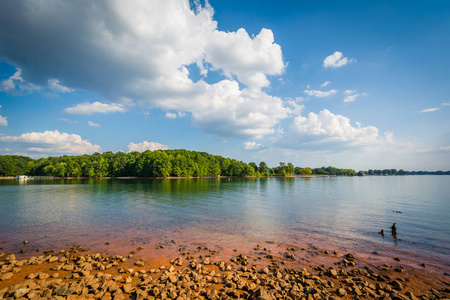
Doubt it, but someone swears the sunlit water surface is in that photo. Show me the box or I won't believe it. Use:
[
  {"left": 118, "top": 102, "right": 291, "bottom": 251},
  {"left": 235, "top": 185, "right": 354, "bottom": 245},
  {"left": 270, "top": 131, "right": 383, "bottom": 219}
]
[{"left": 0, "top": 176, "right": 449, "bottom": 268}]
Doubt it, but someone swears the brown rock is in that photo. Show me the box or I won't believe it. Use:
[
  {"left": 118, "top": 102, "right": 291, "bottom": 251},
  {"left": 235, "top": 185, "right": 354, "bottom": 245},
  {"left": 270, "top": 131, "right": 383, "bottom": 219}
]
[
  {"left": 122, "top": 283, "right": 132, "bottom": 294},
  {"left": 338, "top": 288, "right": 347, "bottom": 296},
  {"left": 0, "top": 272, "right": 13, "bottom": 281}
]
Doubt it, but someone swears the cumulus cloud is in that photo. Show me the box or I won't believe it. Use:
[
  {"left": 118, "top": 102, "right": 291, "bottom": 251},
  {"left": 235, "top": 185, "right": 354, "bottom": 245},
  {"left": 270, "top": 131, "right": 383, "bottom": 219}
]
[
  {"left": 0, "top": 0, "right": 289, "bottom": 140},
  {"left": 65, "top": 102, "right": 126, "bottom": 115},
  {"left": 343, "top": 90, "right": 367, "bottom": 103},
  {"left": 323, "top": 51, "right": 355, "bottom": 68},
  {"left": 0, "top": 130, "right": 101, "bottom": 154},
  {"left": 321, "top": 81, "right": 331, "bottom": 87},
  {"left": 243, "top": 141, "right": 263, "bottom": 150},
  {"left": 48, "top": 79, "right": 74, "bottom": 93},
  {"left": 418, "top": 107, "right": 439, "bottom": 113},
  {"left": 88, "top": 121, "right": 101, "bottom": 127},
  {"left": 188, "top": 80, "right": 301, "bottom": 139},
  {"left": 286, "top": 109, "right": 391, "bottom": 149},
  {"left": 128, "top": 141, "right": 169, "bottom": 152},
  {"left": 304, "top": 89, "right": 338, "bottom": 98},
  {"left": 0, "top": 105, "right": 6, "bottom": 126},
  {"left": 204, "top": 28, "right": 285, "bottom": 89}
]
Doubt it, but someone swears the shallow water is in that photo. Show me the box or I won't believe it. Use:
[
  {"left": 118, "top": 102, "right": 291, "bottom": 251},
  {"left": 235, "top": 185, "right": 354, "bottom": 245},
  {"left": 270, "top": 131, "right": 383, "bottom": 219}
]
[{"left": 0, "top": 176, "right": 449, "bottom": 268}]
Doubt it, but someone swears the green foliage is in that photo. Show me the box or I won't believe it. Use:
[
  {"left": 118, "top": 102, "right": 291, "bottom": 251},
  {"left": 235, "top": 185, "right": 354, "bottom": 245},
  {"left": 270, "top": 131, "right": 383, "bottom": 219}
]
[
  {"left": 0, "top": 149, "right": 255, "bottom": 178},
  {"left": 0, "top": 155, "right": 33, "bottom": 176}
]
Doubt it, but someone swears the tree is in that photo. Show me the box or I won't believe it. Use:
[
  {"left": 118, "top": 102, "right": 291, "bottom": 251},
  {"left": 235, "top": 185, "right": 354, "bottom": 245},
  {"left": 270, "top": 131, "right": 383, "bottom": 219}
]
[
  {"left": 287, "top": 163, "right": 295, "bottom": 175},
  {"left": 299, "top": 168, "right": 312, "bottom": 175},
  {"left": 259, "top": 161, "right": 268, "bottom": 174},
  {"left": 249, "top": 162, "right": 258, "bottom": 173}
]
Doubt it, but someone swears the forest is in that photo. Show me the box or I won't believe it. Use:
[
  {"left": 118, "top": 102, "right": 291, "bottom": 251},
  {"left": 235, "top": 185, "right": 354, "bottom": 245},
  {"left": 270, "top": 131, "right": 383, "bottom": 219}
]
[{"left": 0, "top": 150, "right": 359, "bottom": 178}]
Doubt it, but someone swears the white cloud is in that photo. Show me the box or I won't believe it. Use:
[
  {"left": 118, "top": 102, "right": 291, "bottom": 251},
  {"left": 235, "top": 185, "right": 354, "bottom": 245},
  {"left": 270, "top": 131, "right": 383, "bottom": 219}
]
[
  {"left": 88, "top": 121, "right": 101, "bottom": 127},
  {"left": 323, "top": 51, "right": 355, "bottom": 68},
  {"left": 287, "top": 109, "right": 391, "bottom": 148},
  {"left": 304, "top": 89, "right": 338, "bottom": 98},
  {"left": 441, "top": 102, "right": 450, "bottom": 107},
  {"left": 343, "top": 90, "right": 367, "bottom": 103},
  {"left": 187, "top": 80, "right": 301, "bottom": 139},
  {"left": 418, "top": 107, "right": 439, "bottom": 113},
  {"left": 204, "top": 28, "right": 285, "bottom": 89},
  {"left": 0, "top": 105, "right": 6, "bottom": 126},
  {"left": 48, "top": 79, "right": 74, "bottom": 93},
  {"left": 165, "top": 112, "right": 177, "bottom": 119},
  {"left": 128, "top": 141, "right": 169, "bottom": 152},
  {"left": 0, "top": 68, "right": 40, "bottom": 94},
  {"left": 321, "top": 81, "right": 331, "bottom": 87},
  {"left": 65, "top": 102, "right": 126, "bottom": 115},
  {"left": 0, "top": 130, "right": 101, "bottom": 154},
  {"left": 344, "top": 89, "right": 356, "bottom": 95},
  {"left": 243, "top": 141, "right": 263, "bottom": 150},
  {"left": 0, "top": 0, "right": 290, "bottom": 140},
  {"left": 0, "top": 147, "right": 12, "bottom": 151}
]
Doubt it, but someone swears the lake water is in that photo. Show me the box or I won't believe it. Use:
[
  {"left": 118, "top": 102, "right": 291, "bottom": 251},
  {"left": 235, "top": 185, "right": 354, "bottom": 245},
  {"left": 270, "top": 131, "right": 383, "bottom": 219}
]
[{"left": 0, "top": 176, "right": 449, "bottom": 270}]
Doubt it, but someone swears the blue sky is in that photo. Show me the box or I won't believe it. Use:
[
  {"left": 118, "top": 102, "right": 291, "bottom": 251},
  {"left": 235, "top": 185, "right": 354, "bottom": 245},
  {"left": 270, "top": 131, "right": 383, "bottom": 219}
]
[{"left": 0, "top": 0, "right": 449, "bottom": 171}]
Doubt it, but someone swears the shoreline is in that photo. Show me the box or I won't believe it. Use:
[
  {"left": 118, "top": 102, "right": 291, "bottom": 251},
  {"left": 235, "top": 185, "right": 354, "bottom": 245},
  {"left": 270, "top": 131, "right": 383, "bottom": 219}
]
[
  {"left": 1, "top": 240, "right": 449, "bottom": 300},
  {"left": 0, "top": 175, "right": 335, "bottom": 180}
]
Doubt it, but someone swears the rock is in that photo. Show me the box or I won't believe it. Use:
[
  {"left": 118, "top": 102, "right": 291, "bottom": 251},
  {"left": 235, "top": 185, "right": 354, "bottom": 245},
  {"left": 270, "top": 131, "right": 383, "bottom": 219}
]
[
  {"left": 262, "top": 267, "right": 269, "bottom": 274},
  {"left": 14, "top": 287, "right": 30, "bottom": 298},
  {"left": 23, "top": 241, "right": 29, "bottom": 245},
  {"left": 255, "top": 287, "right": 273, "bottom": 300},
  {"left": 390, "top": 280, "right": 403, "bottom": 290},
  {"left": 38, "top": 272, "right": 49, "bottom": 279},
  {"left": 405, "top": 291, "right": 418, "bottom": 300},
  {"left": 56, "top": 287, "right": 73, "bottom": 296},
  {"left": 5, "top": 254, "right": 16, "bottom": 261},
  {"left": 0, "top": 272, "right": 13, "bottom": 281},
  {"left": 338, "top": 288, "right": 347, "bottom": 296},
  {"left": 122, "top": 283, "right": 132, "bottom": 294},
  {"left": 327, "top": 268, "right": 338, "bottom": 277},
  {"left": 135, "top": 261, "right": 145, "bottom": 267}
]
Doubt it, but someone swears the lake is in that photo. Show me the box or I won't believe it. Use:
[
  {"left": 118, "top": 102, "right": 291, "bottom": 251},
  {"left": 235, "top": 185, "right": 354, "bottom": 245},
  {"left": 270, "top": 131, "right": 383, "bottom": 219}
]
[{"left": 0, "top": 176, "right": 449, "bottom": 270}]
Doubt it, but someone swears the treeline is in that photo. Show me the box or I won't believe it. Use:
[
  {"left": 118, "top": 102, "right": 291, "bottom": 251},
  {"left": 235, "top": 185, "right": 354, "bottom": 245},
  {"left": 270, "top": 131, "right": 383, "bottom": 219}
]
[
  {"left": 250, "top": 162, "right": 356, "bottom": 176},
  {"left": 363, "top": 169, "right": 408, "bottom": 176},
  {"left": 1, "top": 152, "right": 448, "bottom": 178},
  {"left": 406, "top": 170, "right": 450, "bottom": 175},
  {"left": 0, "top": 150, "right": 256, "bottom": 177},
  {"left": 0, "top": 152, "right": 357, "bottom": 178}
]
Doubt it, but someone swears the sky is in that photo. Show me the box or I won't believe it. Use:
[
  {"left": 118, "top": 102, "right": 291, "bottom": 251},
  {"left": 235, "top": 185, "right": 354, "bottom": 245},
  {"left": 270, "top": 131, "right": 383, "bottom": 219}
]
[{"left": 0, "top": 0, "right": 449, "bottom": 171}]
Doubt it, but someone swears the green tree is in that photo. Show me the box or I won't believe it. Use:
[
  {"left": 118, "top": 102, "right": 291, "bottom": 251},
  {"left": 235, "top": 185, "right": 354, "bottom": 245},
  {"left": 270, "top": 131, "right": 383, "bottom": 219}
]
[{"left": 259, "top": 161, "right": 268, "bottom": 174}]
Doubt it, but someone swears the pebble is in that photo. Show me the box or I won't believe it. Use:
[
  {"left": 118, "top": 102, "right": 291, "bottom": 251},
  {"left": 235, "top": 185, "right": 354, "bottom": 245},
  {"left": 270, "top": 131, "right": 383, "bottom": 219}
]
[{"left": 0, "top": 245, "right": 447, "bottom": 300}]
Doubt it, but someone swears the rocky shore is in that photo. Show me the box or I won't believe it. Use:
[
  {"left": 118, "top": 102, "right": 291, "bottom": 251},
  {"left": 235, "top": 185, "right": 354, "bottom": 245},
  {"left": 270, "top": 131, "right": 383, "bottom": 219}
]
[{"left": 1, "top": 242, "right": 449, "bottom": 300}]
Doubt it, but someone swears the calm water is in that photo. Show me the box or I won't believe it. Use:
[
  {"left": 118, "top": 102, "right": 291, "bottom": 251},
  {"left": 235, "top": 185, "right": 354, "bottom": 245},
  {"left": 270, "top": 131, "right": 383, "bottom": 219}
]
[{"left": 0, "top": 176, "right": 449, "bottom": 267}]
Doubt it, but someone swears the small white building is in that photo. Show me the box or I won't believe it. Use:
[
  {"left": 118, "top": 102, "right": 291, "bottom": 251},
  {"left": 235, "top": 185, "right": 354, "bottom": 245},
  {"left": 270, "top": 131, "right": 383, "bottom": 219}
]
[{"left": 15, "top": 175, "right": 28, "bottom": 180}]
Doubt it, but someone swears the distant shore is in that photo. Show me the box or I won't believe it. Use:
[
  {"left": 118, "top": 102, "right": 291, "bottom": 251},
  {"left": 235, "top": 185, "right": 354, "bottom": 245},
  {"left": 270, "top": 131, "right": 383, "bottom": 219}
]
[{"left": 0, "top": 175, "right": 333, "bottom": 180}]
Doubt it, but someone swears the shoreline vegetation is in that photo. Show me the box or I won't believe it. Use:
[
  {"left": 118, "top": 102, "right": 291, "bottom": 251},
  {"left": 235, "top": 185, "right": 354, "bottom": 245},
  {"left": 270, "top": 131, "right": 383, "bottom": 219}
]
[
  {"left": 1, "top": 151, "right": 449, "bottom": 178},
  {"left": 1, "top": 240, "right": 449, "bottom": 300}
]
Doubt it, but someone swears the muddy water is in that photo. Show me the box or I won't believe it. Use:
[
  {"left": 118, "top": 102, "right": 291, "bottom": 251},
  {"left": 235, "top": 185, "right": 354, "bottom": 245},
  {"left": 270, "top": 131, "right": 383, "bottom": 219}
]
[{"left": 0, "top": 176, "right": 449, "bottom": 273}]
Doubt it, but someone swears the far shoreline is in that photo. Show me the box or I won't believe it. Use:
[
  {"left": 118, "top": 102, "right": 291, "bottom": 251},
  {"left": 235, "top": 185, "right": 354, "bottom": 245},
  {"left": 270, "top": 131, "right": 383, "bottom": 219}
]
[{"left": 0, "top": 175, "right": 335, "bottom": 180}]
